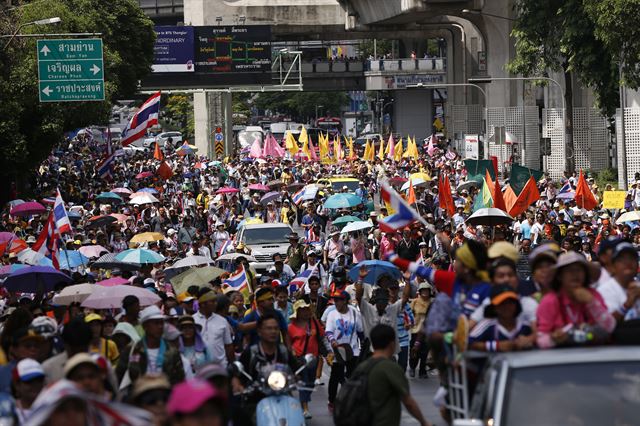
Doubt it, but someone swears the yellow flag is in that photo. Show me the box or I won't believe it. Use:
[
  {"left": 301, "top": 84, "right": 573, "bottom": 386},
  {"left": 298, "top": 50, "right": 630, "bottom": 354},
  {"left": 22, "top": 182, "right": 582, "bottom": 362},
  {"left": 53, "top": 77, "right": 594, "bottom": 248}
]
[
  {"left": 319, "top": 133, "right": 329, "bottom": 160},
  {"left": 363, "top": 139, "right": 371, "bottom": 161},
  {"left": 377, "top": 137, "right": 385, "bottom": 160},
  {"left": 394, "top": 137, "right": 404, "bottom": 161},
  {"left": 348, "top": 137, "right": 355, "bottom": 160},
  {"left": 403, "top": 136, "right": 412, "bottom": 158},
  {"left": 300, "top": 127, "right": 311, "bottom": 158},
  {"left": 285, "top": 131, "right": 299, "bottom": 156},
  {"left": 333, "top": 136, "right": 342, "bottom": 161}
]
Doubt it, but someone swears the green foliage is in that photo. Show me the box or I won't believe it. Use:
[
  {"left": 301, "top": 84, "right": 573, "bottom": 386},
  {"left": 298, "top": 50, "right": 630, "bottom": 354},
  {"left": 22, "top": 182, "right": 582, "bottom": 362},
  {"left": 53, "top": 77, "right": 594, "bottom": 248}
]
[
  {"left": 162, "top": 94, "right": 194, "bottom": 138},
  {"left": 0, "top": 0, "right": 155, "bottom": 187},
  {"left": 253, "top": 92, "right": 349, "bottom": 122},
  {"left": 508, "top": 0, "right": 619, "bottom": 117},
  {"left": 357, "top": 39, "right": 392, "bottom": 59},
  {"left": 593, "top": 167, "right": 619, "bottom": 190}
]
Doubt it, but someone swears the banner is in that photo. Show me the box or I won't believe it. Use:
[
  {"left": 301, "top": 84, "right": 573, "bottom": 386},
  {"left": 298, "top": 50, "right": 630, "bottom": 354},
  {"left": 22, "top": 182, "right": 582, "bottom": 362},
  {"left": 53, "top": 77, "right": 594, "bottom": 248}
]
[
  {"left": 510, "top": 164, "right": 544, "bottom": 196},
  {"left": 152, "top": 26, "right": 195, "bottom": 72},
  {"left": 603, "top": 191, "right": 625, "bottom": 209},
  {"left": 464, "top": 159, "right": 495, "bottom": 183}
]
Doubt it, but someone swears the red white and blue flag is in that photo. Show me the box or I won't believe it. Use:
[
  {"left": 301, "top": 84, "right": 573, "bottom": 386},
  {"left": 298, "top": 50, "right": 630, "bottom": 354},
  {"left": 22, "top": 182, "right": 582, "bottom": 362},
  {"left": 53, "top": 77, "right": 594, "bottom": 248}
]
[
  {"left": 53, "top": 189, "right": 72, "bottom": 234},
  {"left": 218, "top": 239, "right": 233, "bottom": 256},
  {"left": 290, "top": 264, "right": 318, "bottom": 293},
  {"left": 121, "top": 92, "right": 161, "bottom": 147},
  {"left": 222, "top": 266, "right": 250, "bottom": 298},
  {"left": 97, "top": 131, "right": 115, "bottom": 180},
  {"left": 32, "top": 212, "right": 60, "bottom": 270},
  {"left": 292, "top": 186, "right": 319, "bottom": 205},
  {"left": 378, "top": 180, "right": 426, "bottom": 233}
]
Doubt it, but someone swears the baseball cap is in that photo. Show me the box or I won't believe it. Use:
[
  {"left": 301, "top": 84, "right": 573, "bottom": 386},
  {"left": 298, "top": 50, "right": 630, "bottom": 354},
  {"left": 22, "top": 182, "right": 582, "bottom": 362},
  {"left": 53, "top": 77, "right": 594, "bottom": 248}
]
[
  {"left": 63, "top": 353, "right": 99, "bottom": 378},
  {"left": 13, "top": 358, "right": 45, "bottom": 382},
  {"left": 167, "top": 379, "right": 226, "bottom": 416},
  {"left": 139, "top": 305, "right": 166, "bottom": 324},
  {"left": 330, "top": 290, "right": 350, "bottom": 300},
  {"left": 196, "top": 363, "right": 229, "bottom": 380},
  {"left": 131, "top": 374, "right": 171, "bottom": 401},
  {"left": 612, "top": 242, "right": 638, "bottom": 261},
  {"left": 84, "top": 313, "right": 103, "bottom": 323}
]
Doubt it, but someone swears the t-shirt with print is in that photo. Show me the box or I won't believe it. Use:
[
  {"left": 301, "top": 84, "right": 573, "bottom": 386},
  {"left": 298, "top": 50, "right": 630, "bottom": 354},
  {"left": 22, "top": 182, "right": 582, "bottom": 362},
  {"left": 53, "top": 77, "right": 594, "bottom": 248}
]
[{"left": 324, "top": 306, "right": 363, "bottom": 356}]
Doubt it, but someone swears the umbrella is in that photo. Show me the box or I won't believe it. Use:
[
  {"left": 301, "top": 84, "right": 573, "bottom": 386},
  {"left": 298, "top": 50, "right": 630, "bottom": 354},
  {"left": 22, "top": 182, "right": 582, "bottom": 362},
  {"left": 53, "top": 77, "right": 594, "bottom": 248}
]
[
  {"left": 267, "top": 180, "right": 284, "bottom": 188},
  {"left": 216, "top": 187, "right": 240, "bottom": 195},
  {"left": 17, "top": 249, "right": 52, "bottom": 267},
  {"left": 389, "top": 177, "right": 407, "bottom": 187},
  {"left": 135, "top": 171, "right": 153, "bottom": 179},
  {"left": 341, "top": 221, "right": 373, "bottom": 234},
  {"left": 86, "top": 215, "right": 117, "bottom": 229},
  {"left": 97, "top": 277, "right": 129, "bottom": 286},
  {"left": 10, "top": 201, "right": 46, "bottom": 217},
  {"left": 110, "top": 213, "right": 129, "bottom": 223},
  {"left": 58, "top": 250, "right": 89, "bottom": 269},
  {"left": 332, "top": 215, "right": 361, "bottom": 227},
  {"left": 95, "top": 192, "right": 123, "bottom": 204},
  {"left": 0, "top": 232, "right": 16, "bottom": 244},
  {"left": 115, "top": 248, "right": 165, "bottom": 265},
  {"left": 237, "top": 218, "right": 263, "bottom": 227},
  {"left": 401, "top": 178, "right": 427, "bottom": 192},
  {"left": 457, "top": 180, "right": 480, "bottom": 193},
  {"left": 8, "top": 199, "right": 25, "bottom": 208},
  {"left": 287, "top": 182, "right": 305, "bottom": 192},
  {"left": 248, "top": 184, "right": 270, "bottom": 192},
  {"left": 138, "top": 187, "right": 159, "bottom": 194},
  {"left": 324, "top": 193, "right": 362, "bottom": 209},
  {"left": 3, "top": 266, "right": 72, "bottom": 293},
  {"left": 410, "top": 172, "right": 431, "bottom": 181},
  {"left": 130, "top": 232, "right": 164, "bottom": 244},
  {"left": 51, "top": 283, "right": 96, "bottom": 305},
  {"left": 260, "top": 191, "right": 281, "bottom": 205},
  {"left": 67, "top": 210, "right": 82, "bottom": 220},
  {"left": 91, "top": 253, "right": 139, "bottom": 271},
  {"left": 171, "top": 256, "right": 214, "bottom": 269},
  {"left": 216, "top": 253, "right": 256, "bottom": 262},
  {"left": 82, "top": 285, "right": 161, "bottom": 309},
  {"left": 466, "top": 208, "right": 514, "bottom": 227},
  {"left": 170, "top": 266, "right": 226, "bottom": 295},
  {"left": 129, "top": 194, "right": 159, "bottom": 204},
  {"left": 347, "top": 260, "right": 402, "bottom": 285},
  {"left": 0, "top": 263, "right": 28, "bottom": 278},
  {"left": 111, "top": 187, "right": 132, "bottom": 196},
  {"left": 78, "top": 245, "right": 110, "bottom": 258},
  {"left": 616, "top": 211, "right": 640, "bottom": 224}
]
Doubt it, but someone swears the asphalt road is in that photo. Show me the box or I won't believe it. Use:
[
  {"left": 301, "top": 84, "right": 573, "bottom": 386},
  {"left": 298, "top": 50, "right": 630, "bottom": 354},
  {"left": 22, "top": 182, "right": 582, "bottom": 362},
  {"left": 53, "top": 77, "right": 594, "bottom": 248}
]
[{"left": 306, "top": 366, "right": 444, "bottom": 425}]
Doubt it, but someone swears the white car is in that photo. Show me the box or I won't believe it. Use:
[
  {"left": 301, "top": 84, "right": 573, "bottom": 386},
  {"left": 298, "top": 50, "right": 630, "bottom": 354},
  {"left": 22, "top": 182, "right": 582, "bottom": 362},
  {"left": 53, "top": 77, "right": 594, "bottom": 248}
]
[
  {"left": 142, "top": 132, "right": 183, "bottom": 149},
  {"left": 235, "top": 223, "right": 293, "bottom": 274}
]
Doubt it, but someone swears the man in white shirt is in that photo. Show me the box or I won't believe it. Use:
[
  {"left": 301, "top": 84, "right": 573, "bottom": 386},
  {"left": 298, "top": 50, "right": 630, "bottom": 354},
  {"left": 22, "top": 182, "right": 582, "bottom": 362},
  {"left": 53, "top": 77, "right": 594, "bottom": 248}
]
[
  {"left": 530, "top": 215, "right": 545, "bottom": 246},
  {"left": 193, "top": 290, "right": 234, "bottom": 366},
  {"left": 597, "top": 242, "right": 640, "bottom": 322}
]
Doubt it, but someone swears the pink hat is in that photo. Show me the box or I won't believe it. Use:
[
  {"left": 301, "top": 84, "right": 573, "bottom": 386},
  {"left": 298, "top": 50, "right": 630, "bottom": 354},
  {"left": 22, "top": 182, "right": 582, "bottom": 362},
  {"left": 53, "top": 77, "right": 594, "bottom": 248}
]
[{"left": 167, "top": 379, "right": 225, "bottom": 415}]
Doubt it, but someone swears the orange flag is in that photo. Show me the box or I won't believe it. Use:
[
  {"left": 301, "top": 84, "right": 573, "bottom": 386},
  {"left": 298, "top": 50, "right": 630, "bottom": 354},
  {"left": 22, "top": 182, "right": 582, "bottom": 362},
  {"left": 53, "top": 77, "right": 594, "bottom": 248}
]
[
  {"left": 509, "top": 176, "right": 540, "bottom": 217},
  {"left": 486, "top": 170, "right": 507, "bottom": 212},
  {"left": 407, "top": 178, "right": 417, "bottom": 205},
  {"left": 153, "top": 142, "right": 164, "bottom": 161},
  {"left": 575, "top": 170, "right": 598, "bottom": 211},
  {"left": 157, "top": 161, "right": 173, "bottom": 180},
  {"left": 438, "top": 175, "right": 455, "bottom": 217},
  {"left": 503, "top": 185, "right": 518, "bottom": 212}
]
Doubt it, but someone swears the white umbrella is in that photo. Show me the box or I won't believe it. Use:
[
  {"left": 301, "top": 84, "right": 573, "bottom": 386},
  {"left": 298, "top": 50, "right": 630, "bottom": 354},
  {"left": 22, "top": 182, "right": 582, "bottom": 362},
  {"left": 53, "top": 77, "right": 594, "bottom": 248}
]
[
  {"left": 466, "top": 208, "right": 514, "bottom": 227},
  {"left": 52, "top": 283, "right": 95, "bottom": 305},
  {"left": 616, "top": 211, "right": 640, "bottom": 224},
  {"left": 216, "top": 253, "right": 257, "bottom": 262},
  {"left": 170, "top": 255, "right": 214, "bottom": 269},
  {"left": 81, "top": 285, "right": 161, "bottom": 309},
  {"left": 401, "top": 178, "right": 427, "bottom": 192},
  {"left": 129, "top": 194, "right": 159, "bottom": 205},
  {"left": 457, "top": 180, "right": 480, "bottom": 193},
  {"left": 341, "top": 220, "right": 373, "bottom": 234}
]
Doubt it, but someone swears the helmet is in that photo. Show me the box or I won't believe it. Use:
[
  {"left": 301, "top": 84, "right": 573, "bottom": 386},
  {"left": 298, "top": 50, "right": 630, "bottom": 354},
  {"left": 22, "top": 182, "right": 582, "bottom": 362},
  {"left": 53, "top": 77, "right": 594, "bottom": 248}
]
[{"left": 29, "top": 316, "right": 58, "bottom": 339}]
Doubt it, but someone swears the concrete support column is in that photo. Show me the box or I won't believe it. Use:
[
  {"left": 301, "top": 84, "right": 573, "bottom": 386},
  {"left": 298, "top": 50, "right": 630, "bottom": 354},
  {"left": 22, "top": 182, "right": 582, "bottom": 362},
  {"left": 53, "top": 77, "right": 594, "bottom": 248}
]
[
  {"left": 222, "top": 91, "right": 234, "bottom": 157},
  {"left": 193, "top": 92, "right": 210, "bottom": 158}
]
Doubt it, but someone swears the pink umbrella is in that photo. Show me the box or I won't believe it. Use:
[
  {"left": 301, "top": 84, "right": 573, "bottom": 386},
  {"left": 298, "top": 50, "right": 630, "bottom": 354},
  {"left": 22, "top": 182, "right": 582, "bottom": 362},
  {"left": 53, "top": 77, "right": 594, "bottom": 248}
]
[
  {"left": 136, "top": 171, "right": 153, "bottom": 179},
  {"left": 248, "top": 184, "right": 270, "bottom": 192},
  {"left": 112, "top": 187, "right": 132, "bottom": 196},
  {"left": 78, "top": 245, "right": 110, "bottom": 258},
  {"left": 10, "top": 201, "right": 46, "bottom": 217},
  {"left": 81, "top": 284, "right": 160, "bottom": 309},
  {"left": 216, "top": 187, "right": 240, "bottom": 194},
  {"left": 97, "top": 277, "right": 128, "bottom": 286},
  {"left": 109, "top": 213, "right": 129, "bottom": 223}
]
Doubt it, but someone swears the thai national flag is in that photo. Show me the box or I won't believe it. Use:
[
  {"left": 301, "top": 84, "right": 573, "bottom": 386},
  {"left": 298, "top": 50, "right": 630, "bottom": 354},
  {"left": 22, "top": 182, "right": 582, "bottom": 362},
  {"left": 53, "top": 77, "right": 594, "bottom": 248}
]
[
  {"left": 558, "top": 182, "right": 572, "bottom": 195},
  {"left": 292, "top": 188, "right": 305, "bottom": 205},
  {"left": 218, "top": 239, "right": 233, "bottom": 256},
  {"left": 290, "top": 265, "right": 318, "bottom": 294},
  {"left": 32, "top": 212, "right": 60, "bottom": 270},
  {"left": 121, "top": 92, "right": 161, "bottom": 147},
  {"left": 53, "top": 189, "right": 72, "bottom": 234},
  {"left": 378, "top": 180, "right": 426, "bottom": 233},
  {"left": 97, "top": 132, "right": 115, "bottom": 180},
  {"left": 222, "top": 266, "right": 249, "bottom": 295},
  {"left": 292, "top": 186, "right": 318, "bottom": 205}
]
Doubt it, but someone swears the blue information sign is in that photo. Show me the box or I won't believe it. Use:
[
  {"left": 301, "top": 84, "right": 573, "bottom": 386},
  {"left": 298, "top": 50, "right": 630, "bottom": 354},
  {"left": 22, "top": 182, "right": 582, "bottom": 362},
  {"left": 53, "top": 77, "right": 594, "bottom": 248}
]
[{"left": 152, "top": 26, "right": 195, "bottom": 73}]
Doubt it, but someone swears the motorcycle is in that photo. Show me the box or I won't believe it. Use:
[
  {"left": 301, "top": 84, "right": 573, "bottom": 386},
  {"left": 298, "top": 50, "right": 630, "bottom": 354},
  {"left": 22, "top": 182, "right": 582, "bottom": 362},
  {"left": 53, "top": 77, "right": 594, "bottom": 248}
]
[{"left": 234, "top": 354, "right": 315, "bottom": 426}]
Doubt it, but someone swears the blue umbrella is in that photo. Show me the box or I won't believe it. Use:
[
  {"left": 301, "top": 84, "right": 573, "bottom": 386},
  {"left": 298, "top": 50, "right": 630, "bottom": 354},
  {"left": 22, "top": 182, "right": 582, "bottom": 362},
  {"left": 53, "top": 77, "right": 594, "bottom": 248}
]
[
  {"left": 95, "top": 192, "right": 123, "bottom": 204},
  {"left": 68, "top": 210, "right": 82, "bottom": 220},
  {"left": 3, "top": 266, "right": 72, "bottom": 293},
  {"left": 115, "top": 248, "right": 165, "bottom": 265},
  {"left": 324, "top": 193, "right": 362, "bottom": 209},
  {"left": 58, "top": 250, "right": 90, "bottom": 269},
  {"left": 138, "top": 188, "right": 159, "bottom": 194},
  {"left": 348, "top": 260, "right": 402, "bottom": 285}
]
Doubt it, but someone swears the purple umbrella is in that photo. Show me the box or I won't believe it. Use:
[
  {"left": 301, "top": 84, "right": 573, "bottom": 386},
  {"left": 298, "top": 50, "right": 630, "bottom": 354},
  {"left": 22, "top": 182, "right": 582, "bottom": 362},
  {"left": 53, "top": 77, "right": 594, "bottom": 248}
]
[
  {"left": 10, "top": 201, "right": 46, "bottom": 217},
  {"left": 260, "top": 191, "right": 281, "bottom": 205},
  {"left": 0, "top": 232, "right": 16, "bottom": 244},
  {"left": 248, "top": 184, "right": 270, "bottom": 192},
  {"left": 3, "top": 266, "right": 72, "bottom": 293},
  {"left": 0, "top": 263, "right": 28, "bottom": 278}
]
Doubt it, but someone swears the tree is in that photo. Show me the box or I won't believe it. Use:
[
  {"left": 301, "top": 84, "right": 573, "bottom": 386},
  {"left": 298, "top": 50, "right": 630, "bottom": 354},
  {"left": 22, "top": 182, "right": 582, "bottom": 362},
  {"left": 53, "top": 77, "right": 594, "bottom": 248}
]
[
  {"left": 253, "top": 92, "right": 349, "bottom": 123},
  {"left": 0, "top": 0, "right": 155, "bottom": 199},
  {"left": 508, "top": 0, "right": 618, "bottom": 173},
  {"left": 162, "top": 94, "right": 194, "bottom": 138}
]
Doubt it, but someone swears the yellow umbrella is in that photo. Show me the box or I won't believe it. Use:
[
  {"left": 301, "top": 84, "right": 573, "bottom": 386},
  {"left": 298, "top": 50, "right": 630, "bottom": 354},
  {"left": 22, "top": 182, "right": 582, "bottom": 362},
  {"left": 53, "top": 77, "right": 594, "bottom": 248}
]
[
  {"left": 410, "top": 172, "right": 432, "bottom": 181},
  {"left": 130, "top": 232, "right": 164, "bottom": 244},
  {"left": 171, "top": 266, "right": 227, "bottom": 294}
]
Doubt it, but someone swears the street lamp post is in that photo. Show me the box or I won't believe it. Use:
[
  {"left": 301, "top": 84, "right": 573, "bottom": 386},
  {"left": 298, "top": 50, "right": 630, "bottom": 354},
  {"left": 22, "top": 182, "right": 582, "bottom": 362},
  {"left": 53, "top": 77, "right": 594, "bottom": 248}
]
[
  {"left": 407, "top": 82, "right": 489, "bottom": 161},
  {"left": 469, "top": 76, "right": 567, "bottom": 174},
  {"left": 315, "top": 105, "right": 324, "bottom": 124},
  {"left": 2, "top": 17, "right": 61, "bottom": 49}
]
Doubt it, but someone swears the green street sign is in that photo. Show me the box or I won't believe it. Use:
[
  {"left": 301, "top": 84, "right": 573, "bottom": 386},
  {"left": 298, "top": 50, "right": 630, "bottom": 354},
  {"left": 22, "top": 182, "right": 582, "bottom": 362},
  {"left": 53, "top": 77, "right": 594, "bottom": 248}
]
[{"left": 37, "top": 38, "right": 105, "bottom": 102}]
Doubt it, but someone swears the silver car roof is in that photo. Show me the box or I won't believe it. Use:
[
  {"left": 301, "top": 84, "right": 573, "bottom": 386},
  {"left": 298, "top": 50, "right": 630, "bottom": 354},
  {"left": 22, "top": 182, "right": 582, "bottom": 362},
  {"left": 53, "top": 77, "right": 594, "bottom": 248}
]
[{"left": 495, "top": 347, "right": 640, "bottom": 369}]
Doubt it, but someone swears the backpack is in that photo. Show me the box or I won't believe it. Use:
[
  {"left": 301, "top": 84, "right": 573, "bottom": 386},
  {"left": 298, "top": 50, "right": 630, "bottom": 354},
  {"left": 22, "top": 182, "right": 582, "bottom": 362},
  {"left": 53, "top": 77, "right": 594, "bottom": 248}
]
[{"left": 333, "top": 357, "right": 384, "bottom": 426}]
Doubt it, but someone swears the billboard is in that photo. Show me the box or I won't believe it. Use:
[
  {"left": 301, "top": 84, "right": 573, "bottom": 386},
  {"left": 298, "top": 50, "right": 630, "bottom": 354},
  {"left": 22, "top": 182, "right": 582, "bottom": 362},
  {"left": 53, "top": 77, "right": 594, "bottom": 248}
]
[
  {"left": 152, "top": 26, "right": 195, "bottom": 73},
  {"left": 194, "top": 26, "right": 271, "bottom": 73}
]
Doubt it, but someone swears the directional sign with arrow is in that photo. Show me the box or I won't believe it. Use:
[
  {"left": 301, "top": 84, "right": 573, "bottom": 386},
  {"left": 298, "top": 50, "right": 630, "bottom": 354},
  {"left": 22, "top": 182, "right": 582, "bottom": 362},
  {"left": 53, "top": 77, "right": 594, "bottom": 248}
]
[{"left": 37, "top": 38, "right": 104, "bottom": 102}]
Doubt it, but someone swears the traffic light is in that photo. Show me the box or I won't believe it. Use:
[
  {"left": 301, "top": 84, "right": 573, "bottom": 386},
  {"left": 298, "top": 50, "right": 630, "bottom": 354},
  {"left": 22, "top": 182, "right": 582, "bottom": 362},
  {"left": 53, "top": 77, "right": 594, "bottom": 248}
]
[{"left": 215, "top": 127, "right": 222, "bottom": 134}]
